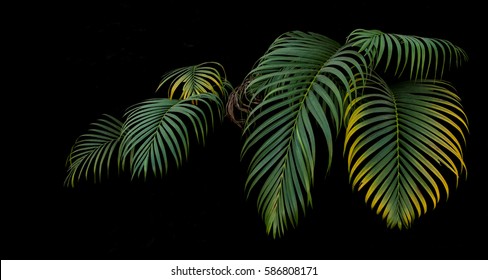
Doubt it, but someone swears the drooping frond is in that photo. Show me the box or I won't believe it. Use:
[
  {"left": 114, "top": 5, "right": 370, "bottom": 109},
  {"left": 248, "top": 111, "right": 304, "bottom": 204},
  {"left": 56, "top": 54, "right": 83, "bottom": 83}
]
[
  {"left": 346, "top": 29, "right": 468, "bottom": 80},
  {"left": 241, "top": 31, "right": 367, "bottom": 237},
  {"left": 65, "top": 114, "right": 124, "bottom": 187},
  {"left": 119, "top": 93, "right": 224, "bottom": 180},
  {"left": 344, "top": 74, "right": 468, "bottom": 229},
  {"left": 156, "top": 61, "right": 232, "bottom": 100},
  {"left": 65, "top": 63, "right": 229, "bottom": 186}
]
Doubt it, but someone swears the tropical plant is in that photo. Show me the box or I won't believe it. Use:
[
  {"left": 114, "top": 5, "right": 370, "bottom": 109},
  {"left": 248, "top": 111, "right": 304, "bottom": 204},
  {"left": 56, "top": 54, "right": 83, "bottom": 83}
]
[{"left": 65, "top": 29, "right": 469, "bottom": 238}]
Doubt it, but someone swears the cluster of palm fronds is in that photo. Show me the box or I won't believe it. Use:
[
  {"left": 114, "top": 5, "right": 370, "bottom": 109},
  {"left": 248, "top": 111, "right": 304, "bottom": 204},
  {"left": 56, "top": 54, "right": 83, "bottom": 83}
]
[
  {"left": 66, "top": 29, "right": 469, "bottom": 237},
  {"left": 65, "top": 62, "right": 231, "bottom": 186}
]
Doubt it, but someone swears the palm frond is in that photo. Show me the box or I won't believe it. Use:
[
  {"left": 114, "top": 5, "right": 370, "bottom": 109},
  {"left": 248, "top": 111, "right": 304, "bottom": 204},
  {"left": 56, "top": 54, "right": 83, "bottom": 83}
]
[
  {"left": 66, "top": 63, "right": 229, "bottom": 186},
  {"left": 156, "top": 61, "right": 232, "bottom": 100},
  {"left": 346, "top": 29, "right": 468, "bottom": 80},
  {"left": 65, "top": 114, "right": 124, "bottom": 187},
  {"left": 241, "top": 31, "right": 367, "bottom": 237},
  {"left": 344, "top": 74, "right": 468, "bottom": 229},
  {"left": 119, "top": 93, "right": 224, "bottom": 180}
]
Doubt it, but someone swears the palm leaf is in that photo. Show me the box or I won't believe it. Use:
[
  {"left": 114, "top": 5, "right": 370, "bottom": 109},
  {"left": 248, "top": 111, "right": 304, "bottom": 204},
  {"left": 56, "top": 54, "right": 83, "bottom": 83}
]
[
  {"left": 65, "top": 63, "right": 229, "bottom": 186},
  {"left": 241, "top": 31, "right": 367, "bottom": 237},
  {"left": 119, "top": 93, "right": 224, "bottom": 180},
  {"left": 156, "top": 61, "right": 232, "bottom": 100},
  {"left": 344, "top": 74, "right": 468, "bottom": 229},
  {"left": 346, "top": 29, "right": 468, "bottom": 80},
  {"left": 65, "top": 114, "right": 124, "bottom": 187}
]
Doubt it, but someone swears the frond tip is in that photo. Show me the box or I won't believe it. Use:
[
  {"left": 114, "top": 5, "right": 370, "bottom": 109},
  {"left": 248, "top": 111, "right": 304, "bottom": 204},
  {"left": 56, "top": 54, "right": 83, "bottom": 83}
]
[{"left": 64, "top": 114, "right": 124, "bottom": 187}]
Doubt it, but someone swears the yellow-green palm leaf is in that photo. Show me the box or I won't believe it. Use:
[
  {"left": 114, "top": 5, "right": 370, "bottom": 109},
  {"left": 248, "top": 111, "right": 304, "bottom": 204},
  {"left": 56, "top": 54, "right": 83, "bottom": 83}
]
[
  {"left": 242, "top": 31, "right": 367, "bottom": 237},
  {"left": 344, "top": 74, "right": 468, "bottom": 229},
  {"left": 156, "top": 62, "right": 231, "bottom": 100}
]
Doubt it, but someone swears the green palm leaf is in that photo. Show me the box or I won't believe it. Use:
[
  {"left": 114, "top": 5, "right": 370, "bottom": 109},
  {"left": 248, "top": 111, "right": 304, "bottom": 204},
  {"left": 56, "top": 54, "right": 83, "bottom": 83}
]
[
  {"left": 120, "top": 93, "right": 224, "bottom": 180},
  {"left": 156, "top": 61, "right": 232, "bottom": 100},
  {"left": 65, "top": 114, "right": 124, "bottom": 187},
  {"left": 242, "top": 31, "right": 367, "bottom": 237},
  {"left": 344, "top": 74, "right": 468, "bottom": 229},
  {"left": 66, "top": 63, "right": 229, "bottom": 186},
  {"left": 346, "top": 29, "right": 468, "bottom": 80}
]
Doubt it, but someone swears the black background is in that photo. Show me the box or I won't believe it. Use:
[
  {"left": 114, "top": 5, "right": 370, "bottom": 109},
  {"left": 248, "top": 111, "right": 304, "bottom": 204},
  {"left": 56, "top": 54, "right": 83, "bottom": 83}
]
[{"left": 4, "top": 1, "right": 487, "bottom": 260}]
